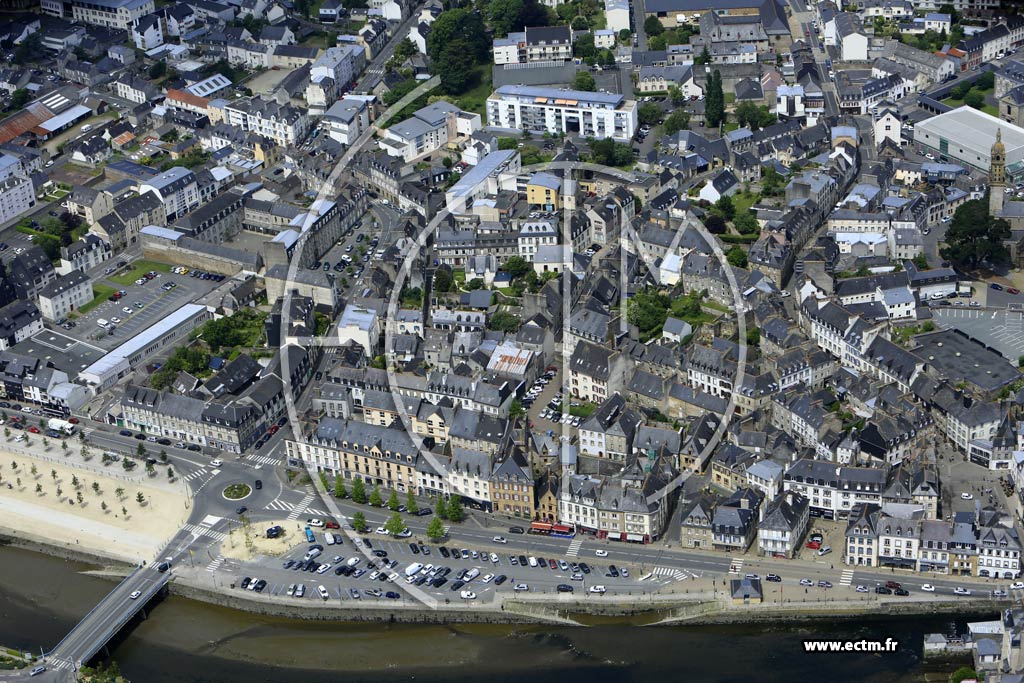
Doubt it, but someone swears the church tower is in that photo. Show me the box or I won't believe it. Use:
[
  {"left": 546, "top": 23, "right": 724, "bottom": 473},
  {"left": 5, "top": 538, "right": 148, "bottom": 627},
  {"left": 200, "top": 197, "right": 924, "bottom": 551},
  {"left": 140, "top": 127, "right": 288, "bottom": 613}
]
[{"left": 990, "top": 127, "right": 1006, "bottom": 217}]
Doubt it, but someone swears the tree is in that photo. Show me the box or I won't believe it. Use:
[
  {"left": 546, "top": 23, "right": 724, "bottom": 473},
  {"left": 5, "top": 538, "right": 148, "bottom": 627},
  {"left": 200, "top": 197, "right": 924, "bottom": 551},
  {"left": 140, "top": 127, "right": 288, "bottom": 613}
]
[
  {"left": 101, "top": 501, "right": 108, "bottom": 513},
  {"left": 574, "top": 32, "right": 597, "bottom": 63},
  {"left": 352, "top": 511, "right": 368, "bottom": 532},
  {"left": 940, "top": 198, "right": 1011, "bottom": 268},
  {"left": 136, "top": 442, "right": 146, "bottom": 458},
  {"left": 35, "top": 483, "right": 42, "bottom": 494},
  {"left": 333, "top": 475, "right": 347, "bottom": 498},
  {"left": 51, "top": 469, "right": 57, "bottom": 481},
  {"left": 427, "top": 8, "right": 488, "bottom": 62},
  {"left": 369, "top": 485, "right": 383, "bottom": 507},
  {"left": 71, "top": 474, "right": 79, "bottom": 489},
  {"left": 733, "top": 210, "right": 759, "bottom": 235},
  {"left": 435, "top": 39, "right": 479, "bottom": 95},
  {"left": 638, "top": 102, "right": 662, "bottom": 125},
  {"left": 643, "top": 16, "right": 665, "bottom": 36},
  {"left": 694, "top": 45, "right": 711, "bottom": 65},
  {"left": 508, "top": 399, "right": 526, "bottom": 421},
  {"left": 405, "top": 489, "right": 418, "bottom": 514},
  {"left": 977, "top": 71, "right": 995, "bottom": 91},
  {"left": 761, "top": 165, "right": 784, "bottom": 196},
  {"left": 434, "top": 268, "right": 453, "bottom": 293},
  {"left": 589, "top": 138, "right": 633, "bottom": 167},
  {"left": 148, "top": 60, "right": 167, "bottom": 80},
  {"left": 76, "top": 491, "right": 84, "bottom": 505},
  {"left": 618, "top": 29, "right": 632, "bottom": 43},
  {"left": 503, "top": 255, "right": 530, "bottom": 279},
  {"left": 159, "top": 450, "right": 168, "bottom": 462},
  {"left": 715, "top": 194, "right": 735, "bottom": 220},
  {"left": 30, "top": 464, "right": 37, "bottom": 478},
  {"left": 10, "top": 89, "right": 29, "bottom": 109},
  {"left": 61, "top": 441, "right": 67, "bottom": 455},
  {"left": 668, "top": 84, "right": 685, "bottom": 106},
  {"left": 427, "top": 516, "right": 446, "bottom": 542},
  {"left": 384, "top": 511, "right": 408, "bottom": 536},
  {"left": 167, "top": 467, "right": 174, "bottom": 479},
  {"left": 489, "top": 0, "right": 524, "bottom": 36},
  {"left": 705, "top": 70, "right": 725, "bottom": 128},
  {"left": 735, "top": 101, "right": 775, "bottom": 130},
  {"left": 136, "top": 492, "right": 145, "bottom": 505},
  {"left": 2, "top": 428, "right": 7, "bottom": 440},
  {"left": 351, "top": 477, "right": 367, "bottom": 504},
  {"left": 487, "top": 311, "right": 521, "bottom": 333},
  {"left": 436, "top": 496, "right": 449, "bottom": 520},
  {"left": 122, "top": 506, "right": 127, "bottom": 517},
  {"left": 573, "top": 70, "right": 596, "bottom": 92},
  {"left": 950, "top": 668, "right": 979, "bottom": 683},
  {"left": 447, "top": 497, "right": 465, "bottom": 522},
  {"left": 92, "top": 481, "right": 100, "bottom": 495},
  {"left": 392, "top": 37, "right": 417, "bottom": 63},
  {"left": 705, "top": 214, "right": 726, "bottom": 234},
  {"left": 726, "top": 245, "right": 748, "bottom": 268},
  {"left": 964, "top": 90, "right": 985, "bottom": 110},
  {"left": 387, "top": 489, "right": 400, "bottom": 511}
]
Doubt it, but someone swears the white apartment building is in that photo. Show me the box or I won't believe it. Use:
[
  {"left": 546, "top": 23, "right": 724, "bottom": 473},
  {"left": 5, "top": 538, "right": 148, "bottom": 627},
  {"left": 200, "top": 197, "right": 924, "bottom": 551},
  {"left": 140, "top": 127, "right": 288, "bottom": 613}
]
[
  {"left": 379, "top": 101, "right": 481, "bottom": 162},
  {"left": 41, "top": 0, "right": 155, "bottom": 29},
  {"left": 36, "top": 271, "right": 93, "bottom": 322},
  {"left": 321, "top": 96, "right": 371, "bottom": 145},
  {"left": 223, "top": 97, "right": 310, "bottom": 147},
  {"left": 486, "top": 85, "right": 637, "bottom": 142},
  {"left": 0, "top": 154, "right": 34, "bottom": 224},
  {"left": 139, "top": 167, "right": 200, "bottom": 222},
  {"left": 517, "top": 221, "right": 558, "bottom": 260}
]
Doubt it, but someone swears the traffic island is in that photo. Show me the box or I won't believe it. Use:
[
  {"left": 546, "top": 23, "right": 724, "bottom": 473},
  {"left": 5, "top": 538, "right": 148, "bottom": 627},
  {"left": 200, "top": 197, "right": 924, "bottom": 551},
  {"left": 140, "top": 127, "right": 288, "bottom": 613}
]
[{"left": 222, "top": 483, "right": 252, "bottom": 501}]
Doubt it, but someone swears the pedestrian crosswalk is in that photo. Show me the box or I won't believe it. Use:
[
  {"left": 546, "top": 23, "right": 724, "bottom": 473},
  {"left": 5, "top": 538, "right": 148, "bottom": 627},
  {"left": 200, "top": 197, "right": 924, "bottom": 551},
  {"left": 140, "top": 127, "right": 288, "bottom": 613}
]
[
  {"left": 839, "top": 569, "right": 855, "bottom": 586},
  {"left": 566, "top": 538, "right": 583, "bottom": 557},
  {"left": 206, "top": 554, "right": 225, "bottom": 572},
  {"left": 184, "top": 468, "right": 207, "bottom": 481},
  {"left": 183, "top": 523, "right": 227, "bottom": 542},
  {"left": 286, "top": 492, "right": 315, "bottom": 520},
  {"left": 48, "top": 657, "right": 75, "bottom": 671},
  {"left": 653, "top": 566, "right": 689, "bottom": 581},
  {"left": 267, "top": 497, "right": 329, "bottom": 518},
  {"left": 246, "top": 454, "right": 279, "bottom": 468},
  {"left": 728, "top": 558, "right": 744, "bottom": 575}
]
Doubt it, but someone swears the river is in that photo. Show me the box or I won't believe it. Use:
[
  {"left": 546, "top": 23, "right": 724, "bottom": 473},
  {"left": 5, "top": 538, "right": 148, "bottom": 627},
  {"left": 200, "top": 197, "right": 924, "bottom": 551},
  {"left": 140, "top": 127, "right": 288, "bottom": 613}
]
[{"left": 0, "top": 545, "right": 971, "bottom": 682}]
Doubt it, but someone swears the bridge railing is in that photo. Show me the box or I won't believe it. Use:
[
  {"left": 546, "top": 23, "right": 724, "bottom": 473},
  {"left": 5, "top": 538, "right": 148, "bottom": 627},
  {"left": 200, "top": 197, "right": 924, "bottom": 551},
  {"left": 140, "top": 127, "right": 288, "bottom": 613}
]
[{"left": 45, "top": 564, "right": 144, "bottom": 658}]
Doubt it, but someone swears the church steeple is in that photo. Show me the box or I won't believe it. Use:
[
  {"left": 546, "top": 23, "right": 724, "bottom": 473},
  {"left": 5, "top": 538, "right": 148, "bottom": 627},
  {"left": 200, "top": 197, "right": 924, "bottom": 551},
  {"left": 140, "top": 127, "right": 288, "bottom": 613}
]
[{"left": 991, "top": 127, "right": 1006, "bottom": 216}]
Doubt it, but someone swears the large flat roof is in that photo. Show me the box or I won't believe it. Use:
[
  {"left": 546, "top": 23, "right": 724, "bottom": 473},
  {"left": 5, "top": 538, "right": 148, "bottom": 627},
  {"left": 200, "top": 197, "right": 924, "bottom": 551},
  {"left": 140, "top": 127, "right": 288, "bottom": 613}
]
[
  {"left": 493, "top": 84, "right": 625, "bottom": 107},
  {"left": 915, "top": 106, "right": 1024, "bottom": 156},
  {"left": 80, "top": 304, "right": 207, "bottom": 380},
  {"left": 913, "top": 328, "right": 1021, "bottom": 392},
  {"left": 447, "top": 149, "right": 516, "bottom": 198}
]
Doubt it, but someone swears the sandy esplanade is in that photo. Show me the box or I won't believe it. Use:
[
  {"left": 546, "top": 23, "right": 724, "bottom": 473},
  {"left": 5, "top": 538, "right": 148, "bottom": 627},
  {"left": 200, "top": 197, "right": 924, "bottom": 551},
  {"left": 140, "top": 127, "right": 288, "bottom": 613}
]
[
  {"left": 219, "top": 518, "right": 304, "bottom": 562},
  {"left": 0, "top": 450, "right": 189, "bottom": 563}
]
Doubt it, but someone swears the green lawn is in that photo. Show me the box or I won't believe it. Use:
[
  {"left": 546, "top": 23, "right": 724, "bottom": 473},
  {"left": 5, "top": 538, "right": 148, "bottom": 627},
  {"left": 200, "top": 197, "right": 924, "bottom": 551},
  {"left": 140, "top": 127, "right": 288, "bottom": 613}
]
[
  {"left": 732, "top": 191, "right": 759, "bottom": 214},
  {"left": 79, "top": 284, "right": 116, "bottom": 315},
  {"left": 724, "top": 93, "right": 736, "bottom": 104},
  {"left": 109, "top": 259, "right": 172, "bottom": 286},
  {"left": 455, "top": 65, "right": 493, "bottom": 116}
]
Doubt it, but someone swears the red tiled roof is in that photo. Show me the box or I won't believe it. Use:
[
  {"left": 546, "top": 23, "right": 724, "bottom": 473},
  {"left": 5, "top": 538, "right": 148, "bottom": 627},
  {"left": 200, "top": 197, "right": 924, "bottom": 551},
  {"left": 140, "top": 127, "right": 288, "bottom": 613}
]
[{"left": 166, "top": 88, "right": 210, "bottom": 110}]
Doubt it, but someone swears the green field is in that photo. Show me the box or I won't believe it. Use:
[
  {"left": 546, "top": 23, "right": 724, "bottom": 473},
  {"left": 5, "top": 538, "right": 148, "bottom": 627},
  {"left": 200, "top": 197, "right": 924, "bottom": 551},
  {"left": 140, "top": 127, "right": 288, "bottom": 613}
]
[
  {"left": 109, "top": 260, "right": 172, "bottom": 286},
  {"left": 455, "top": 66, "right": 493, "bottom": 116},
  {"left": 79, "top": 284, "right": 116, "bottom": 315}
]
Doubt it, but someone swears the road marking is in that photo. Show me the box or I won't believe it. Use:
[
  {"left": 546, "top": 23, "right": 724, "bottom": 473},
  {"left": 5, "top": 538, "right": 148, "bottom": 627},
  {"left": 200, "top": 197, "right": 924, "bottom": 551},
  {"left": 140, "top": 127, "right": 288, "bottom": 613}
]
[
  {"left": 200, "top": 514, "right": 222, "bottom": 527},
  {"left": 184, "top": 468, "right": 207, "bottom": 481},
  {"left": 652, "top": 566, "right": 689, "bottom": 581},
  {"left": 839, "top": 569, "right": 855, "bottom": 586},
  {"left": 287, "top": 492, "right": 315, "bottom": 521},
  {"left": 566, "top": 538, "right": 583, "bottom": 557},
  {"left": 728, "top": 558, "right": 744, "bottom": 575},
  {"left": 246, "top": 454, "right": 279, "bottom": 468},
  {"left": 206, "top": 554, "right": 224, "bottom": 572},
  {"left": 183, "top": 523, "right": 227, "bottom": 541}
]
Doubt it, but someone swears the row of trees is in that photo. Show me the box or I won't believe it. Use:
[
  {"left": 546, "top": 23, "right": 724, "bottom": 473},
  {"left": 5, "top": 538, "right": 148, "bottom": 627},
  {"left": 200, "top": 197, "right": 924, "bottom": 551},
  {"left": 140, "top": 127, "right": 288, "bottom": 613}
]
[{"left": 427, "top": 9, "right": 489, "bottom": 95}]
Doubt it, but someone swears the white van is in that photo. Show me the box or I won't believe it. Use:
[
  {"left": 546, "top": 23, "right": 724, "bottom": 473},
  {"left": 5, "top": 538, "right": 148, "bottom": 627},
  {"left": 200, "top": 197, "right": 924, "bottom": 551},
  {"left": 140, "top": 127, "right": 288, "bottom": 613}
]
[
  {"left": 346, "top": 556, "right": 361, "bottom": 567},
  {"left": 527, "top": 556, "right": 538, "bottom": 567},
  {"left": 97, "top": 319, "right": 109, "bottom": 327},
  {"left": 304, "top": 547, "right": 322, "bottom": 561},
  {"left": 404, "top": 562, "right": 424, "bottom": 577},
  {"left": 464, "top": 568, "right": 480, "bottom": 582},
  {"left": 325, "top": 533, "right": 335, "bottom": 546},
  {"left": 80, "top": 124, "right": 92, "bottom": 132}
]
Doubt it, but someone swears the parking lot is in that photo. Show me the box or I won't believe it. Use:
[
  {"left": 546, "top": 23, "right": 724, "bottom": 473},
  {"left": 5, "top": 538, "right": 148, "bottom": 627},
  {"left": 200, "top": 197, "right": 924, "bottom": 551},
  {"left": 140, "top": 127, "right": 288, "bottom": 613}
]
[
  {"left": 233, "top": 529, "right": 654, "bottom": 605},
  {"left": 66, "top": 263, "right": 224, "bottom": 350},
  {"left": 932, "top": 308, "right": 1024, "bottom": 362}
]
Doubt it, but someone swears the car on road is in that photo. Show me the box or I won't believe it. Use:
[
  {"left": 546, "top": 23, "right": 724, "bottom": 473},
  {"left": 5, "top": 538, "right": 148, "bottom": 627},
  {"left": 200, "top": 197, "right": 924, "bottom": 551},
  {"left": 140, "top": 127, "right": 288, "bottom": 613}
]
[
  {"left": 921, "top": 584, "right": 935, "bottom": 592},
  {"left": 492, "top": 535, "right": 507, "bottom": 544},
  {"left": 855, "top": 585, "right": 869, "bottom": 593},
  {"left": 1011, "top": 582, "right": 1024, "bottom": 590},
  {"left": 595, "top": 549, "right": 608, "bottom": 557},
  {"left": 307, "top": 518, "right": 324, "bottom": 527},
  {"left": 187, "top": 444, "right": 201, "bottom": 452},
  {"left": 991, "top": 283, "right": 1005, "bottom": 291},
  {"left": 894, "top": 588, "right": 910, "bottom": 596},
  {"left": 129, "top": 590, "right": 142, "bottom": 599},
  {"left": 954, "top": 587, "right": 972, "bottom": 596},
  {"left": 588, "top": 585, "right": 607, "bottom": 594},
  {"left": 210, "top": 459, "right": 223, "bottom": 467},
  {"left": 818, "top": 580, "right": 832, "bottom": 588},
  {"left": 993, "top": 590, "right": 1009, "bottom": 598},
  {"left": 1011, "top": 288, "right": 1022, "bottom": 295},
  {"left": 799, "top": 579, "right": 814, "bottom": 587},
  {"left": 766, "top": 574, "right": 782, "bottom": 582},
  {"left": 508, "top": 526, "right": 525, "bottom": 534},
  {"left": 29, "top": 665, "right": 46, "bottom": 676},
  {"left": 556, "top": 584, "right": 573, "bottom": 593},
  {"left": 875, "top": 586, "right": 892, "bottom": 594},
  {"left": 961, "top": 492, "right": 974, "bottom": 500},
  {"left": 513, "top": 583, "right": 529, "bottom": 592},
  {"left": 460, "top": 590, "right": 477, "bottom": 600}
]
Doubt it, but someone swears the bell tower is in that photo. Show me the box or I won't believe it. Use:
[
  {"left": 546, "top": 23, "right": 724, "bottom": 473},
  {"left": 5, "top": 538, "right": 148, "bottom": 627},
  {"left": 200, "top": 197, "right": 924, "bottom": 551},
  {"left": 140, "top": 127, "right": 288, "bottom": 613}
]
[{"left": 990, "top": 127, "right": 1006, "bottom": 217}]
